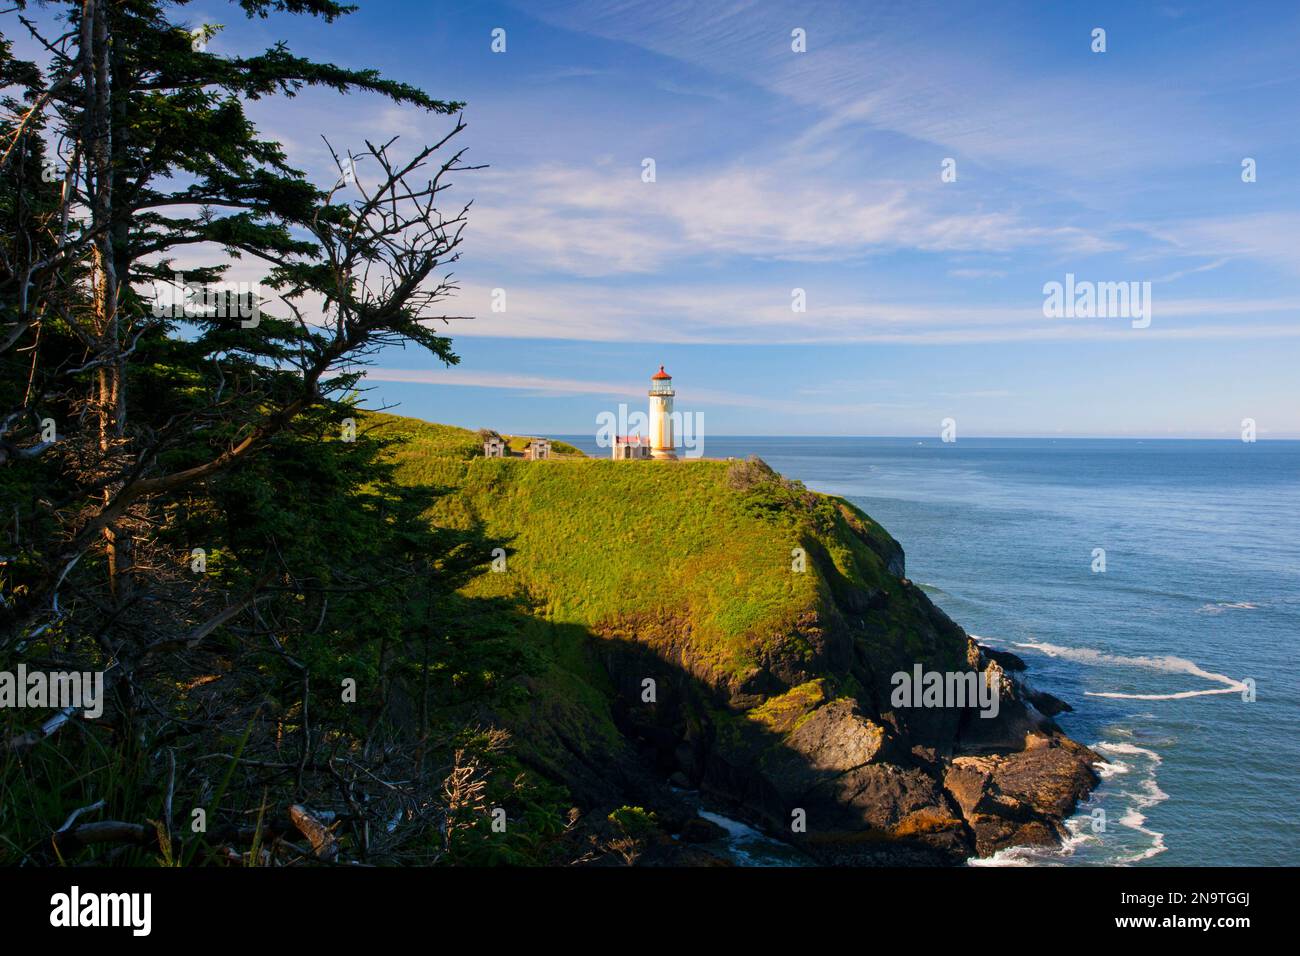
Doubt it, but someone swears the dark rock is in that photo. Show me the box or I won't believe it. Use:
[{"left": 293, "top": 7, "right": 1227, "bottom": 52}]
[
  {"left": 980, "top": 645, "right": 1027, "bottom": 672},
  {"left": 785, "top": 700, "right": 886, "bottom": 779},
  {"left": 678, "top": 816, "right": 729, "bottom": 843},
  {"left": 1024, "top": 685, "right": 1073, "bottom": 716},
  {"left": 643, "top": 844, "right": 733, "bottom": 866},
  {"left": 955, "top": 696, "right": 1042, "bottom": 754},
  {"left": 755, "top": 698, "right": 890, "bottom": 818},
  {"left": 944, "top": 733, "right": 1101, "bottom": 857}
]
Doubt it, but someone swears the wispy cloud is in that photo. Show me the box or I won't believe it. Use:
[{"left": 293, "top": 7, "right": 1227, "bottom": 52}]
[
  {"left": 466, "top": 161, "right": 1116, "bottom": 278},
  {"left": 364, "top": 367, "right": 912, "bottom": 416},
  {"left": 446, "top": 280, "right": 1300, "bottom": 345},
  {"left": 365, "top": 368, "right": 630, "bottom": 397},
  {"left": 1146, "top": 213, "right": 1300, "bottom": 275}
]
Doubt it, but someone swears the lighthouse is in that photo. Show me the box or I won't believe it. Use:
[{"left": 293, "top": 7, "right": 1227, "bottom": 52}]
[{"left": 648, "top": 365, "right": 677, "bottom": 460}]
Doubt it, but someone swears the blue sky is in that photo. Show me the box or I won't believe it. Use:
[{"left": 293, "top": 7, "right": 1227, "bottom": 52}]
[{"left": 35, "top": 1, "right": 1300, "bottom": 436}]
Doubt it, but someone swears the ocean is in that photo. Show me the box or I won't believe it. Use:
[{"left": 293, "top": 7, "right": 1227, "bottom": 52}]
[{"left": 560, "top": 435, "right": 1300, "bottom": 866}]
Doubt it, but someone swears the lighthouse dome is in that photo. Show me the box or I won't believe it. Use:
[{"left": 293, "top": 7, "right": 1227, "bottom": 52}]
[{"left": 651, "top": 365, "right": 671, "bottom": 380}]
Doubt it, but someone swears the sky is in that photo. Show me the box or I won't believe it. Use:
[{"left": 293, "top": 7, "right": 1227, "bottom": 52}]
[{"left": 19, "top": 1, "right": 1300, "bottom": 437}]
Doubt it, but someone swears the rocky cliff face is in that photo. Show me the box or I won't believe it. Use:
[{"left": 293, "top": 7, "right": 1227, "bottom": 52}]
[
  {"left": 592, "top": 567, "right": 1100, "bottom": 865},
  {"left": 512, "top": 494, "right": 1092, "bottom": 868},
  {"left": 514, "top": 480, "right": 1098, "bottom": 865}
]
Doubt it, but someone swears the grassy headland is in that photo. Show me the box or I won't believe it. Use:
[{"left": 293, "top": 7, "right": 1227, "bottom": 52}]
[{"left": 353, "top": 412, "right": 1097, "bottom": 865}]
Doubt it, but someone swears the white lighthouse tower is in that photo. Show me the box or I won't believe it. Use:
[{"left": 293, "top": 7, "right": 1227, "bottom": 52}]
[{"left": 648, "top": 365, "right": 677, "bottom": 460}]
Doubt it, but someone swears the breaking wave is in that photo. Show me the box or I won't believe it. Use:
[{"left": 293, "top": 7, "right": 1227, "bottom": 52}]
[
  {"left": 968, "top": 740, "right": 1168, "bottom": 867},
  {"left": 1012, "top": 640, "right": 1248, "bottom": 700},
  {"left": 1093, "top": 742, "right": 1168, "bottom": 863}
]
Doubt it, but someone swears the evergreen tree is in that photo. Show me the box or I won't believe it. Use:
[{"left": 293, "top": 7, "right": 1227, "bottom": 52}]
[{"left": 0, "top": 1, "right": 549, "bottom": 866}]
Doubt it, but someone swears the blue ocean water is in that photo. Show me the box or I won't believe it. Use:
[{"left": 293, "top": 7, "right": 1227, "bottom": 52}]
[{"left": 561, "top": 435, "right": 1300, "bottom": 866}]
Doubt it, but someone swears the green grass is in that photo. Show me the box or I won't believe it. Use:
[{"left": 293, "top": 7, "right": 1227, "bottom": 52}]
[
  {"left": 503, "top": 434, "right": 585, "bottom": 457},
  {"left": 359, "top": 412, "right": 486, "bottom": 460},
  {"left": 364, "top": 411, "right": 904, "bottom": 686},
  {"left": 359, "top": 412, "right": 585, "bottom": 461}
]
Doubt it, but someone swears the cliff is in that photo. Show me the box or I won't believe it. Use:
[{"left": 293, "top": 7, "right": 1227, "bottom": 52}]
[{"left": 375, "top": 413, "right": 1100, "bottom": 864}]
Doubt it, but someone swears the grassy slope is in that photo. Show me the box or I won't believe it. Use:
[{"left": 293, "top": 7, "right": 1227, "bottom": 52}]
[
  {"left": 360, "top": 412, "right": 585, "bottom": 459},
  {"left": 368, "top": 412, "right": 911, "bottom": 682}
]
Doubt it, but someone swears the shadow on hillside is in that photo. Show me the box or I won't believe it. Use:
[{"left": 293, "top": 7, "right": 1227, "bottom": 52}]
[{"left": 450, "top": 599, "right": 981, "bottom": 867}]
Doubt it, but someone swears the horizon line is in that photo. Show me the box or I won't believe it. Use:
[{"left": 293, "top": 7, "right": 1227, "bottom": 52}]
[{"left": 539, "top": 433, "right": 1300, "bottom": 442}]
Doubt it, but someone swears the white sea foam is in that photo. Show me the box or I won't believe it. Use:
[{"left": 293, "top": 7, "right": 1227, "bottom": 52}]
[
  {"left": 966, "top": 740, "right": 1170, "bottom": 867},
  {"left": 955, "top": 640, "right": 1190, "bottom": 864},
  {"left": 1094, "top": 741, "right": 1168, "bottom": 863},
  {"left": 1094, "top": 756, "right": 1130, "bottom": 779},
  {"left": 966, "top": 846, "right": 1046, "bottom": 867},
  {"left": 1196, "top": 601, "right": 1260, "bottom": 615},
  {"left": 967, "top": 817, "right": 1096, "bottom": 867},
  {"left": 1095, "top": 740, "right": 1163, "bottom": 762},
  {"left": 696, "top": 810, "right": 805, "bottom": 867},
  {"left": 1013, "top": 640, "right": 1248, "bottom": 700}
]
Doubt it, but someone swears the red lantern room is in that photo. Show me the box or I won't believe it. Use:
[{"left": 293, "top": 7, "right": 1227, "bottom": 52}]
[{"left": 649, "top": 364, "right": 674, "bottom": 395}]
